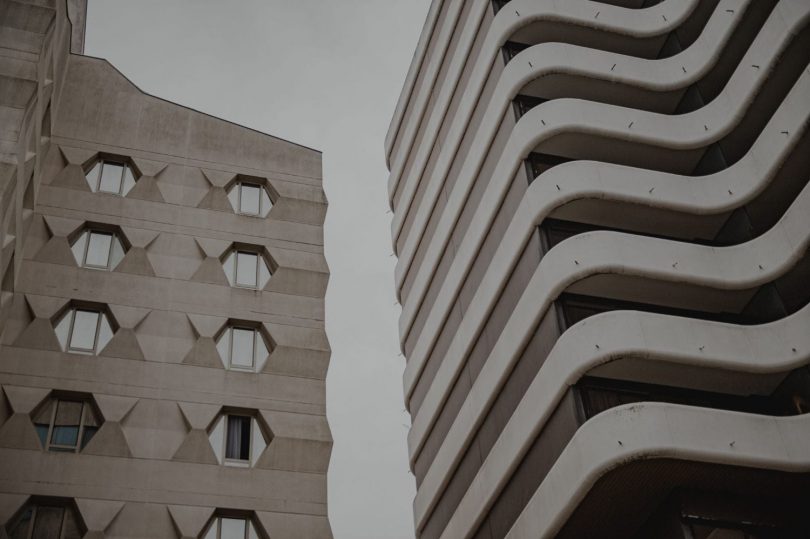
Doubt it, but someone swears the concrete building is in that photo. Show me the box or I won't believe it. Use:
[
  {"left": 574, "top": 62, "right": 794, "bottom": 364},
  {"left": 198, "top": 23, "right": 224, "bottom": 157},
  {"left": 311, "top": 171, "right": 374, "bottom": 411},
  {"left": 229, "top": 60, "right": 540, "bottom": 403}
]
[
  {"left": 0, "top": 1, "right": 331, "bottom": 537},
  {"left": 386, "top": 0, "right": 810, "bottom": 537}
]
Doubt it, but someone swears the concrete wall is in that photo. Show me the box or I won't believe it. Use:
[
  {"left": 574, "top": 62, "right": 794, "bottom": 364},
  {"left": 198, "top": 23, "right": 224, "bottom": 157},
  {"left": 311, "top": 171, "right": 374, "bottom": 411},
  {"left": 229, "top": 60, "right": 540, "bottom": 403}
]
[
  {"left": 0, "top": 2, "right": 331, "bottom": 537},
  {"left": 387, "top": 0, "right": 810, "bottom": 537}
]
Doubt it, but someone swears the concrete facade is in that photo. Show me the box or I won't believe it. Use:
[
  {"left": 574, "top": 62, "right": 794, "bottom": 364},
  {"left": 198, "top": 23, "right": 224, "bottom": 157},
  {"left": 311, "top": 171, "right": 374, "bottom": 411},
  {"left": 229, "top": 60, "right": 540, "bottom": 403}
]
[
  {"left": 0, "top": 1, "right": 332, "bottom": 537},
  {"left": 386, "top": 1, "right": 810, "bottom": 537}
]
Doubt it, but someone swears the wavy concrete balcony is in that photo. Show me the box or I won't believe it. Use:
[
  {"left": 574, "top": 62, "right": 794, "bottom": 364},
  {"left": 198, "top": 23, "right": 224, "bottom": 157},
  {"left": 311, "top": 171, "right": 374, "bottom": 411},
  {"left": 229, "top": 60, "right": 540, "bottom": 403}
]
[
  {"left": 394, "top": 0, "right": 775, "bottom": 296},
  {"left": 387, "top": 0, "right": 810, "bottom": 537},
  {"left": 400, "top": 0, "right": 807, "bottom": 358}
]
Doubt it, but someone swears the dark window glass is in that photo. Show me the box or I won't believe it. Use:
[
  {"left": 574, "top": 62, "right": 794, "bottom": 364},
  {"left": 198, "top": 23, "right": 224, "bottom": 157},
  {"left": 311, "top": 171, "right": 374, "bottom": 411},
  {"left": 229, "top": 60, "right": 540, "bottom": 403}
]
[
  {"left": 225, "top": 415, "right": 251, "bottom": 461},
  {"left": 32, "top": 399, "right": 100, "bottom": 453},
  {"left": 31, "top": 506, "right": 64, "bottom": 539},
  {"left": 50, "top": 400, "right": 82, "bottom": 449},
  {"left": 9, "top": 508, "right": 33, "bottom": 539}
]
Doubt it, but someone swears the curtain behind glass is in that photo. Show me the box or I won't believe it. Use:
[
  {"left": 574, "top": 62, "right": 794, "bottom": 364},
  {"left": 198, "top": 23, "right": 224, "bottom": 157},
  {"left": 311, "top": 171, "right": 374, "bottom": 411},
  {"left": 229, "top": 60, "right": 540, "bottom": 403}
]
[{"left": 226, "top": 416, "right": 250, "bottom": 460}]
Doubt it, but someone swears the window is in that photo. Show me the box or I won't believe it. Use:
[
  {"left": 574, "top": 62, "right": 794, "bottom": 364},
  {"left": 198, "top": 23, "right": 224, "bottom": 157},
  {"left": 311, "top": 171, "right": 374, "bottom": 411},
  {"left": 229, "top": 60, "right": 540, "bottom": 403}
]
[
  {"left": 208, "top": 414, "right": 268, "bottom": 467},
  {"left": 32, "top": 398, "right": 100, "bottom": 453},
  {"left": 201, "top": 516, "right": 262, "bottom": 539},
  {"left": 226, "top": 181, "right": 272, "bottom": 217},
  {"left": 216, "top": 326, "right": 270, "bottom": 371},
  {"left": 7, "top": 502, "right": 84, "bottom": 539},
  {"left": 53, "top": 307, "right": 115, "bottom": 355},
  {"left": 683, "top": 514, "right": 787, "bottom": 539},
  {"left": 222, "top": 249, "right": 272, "bottom": 289},
  {"left": 84, "top": 159, "right": 137, "bottom": 196},
  {"left": 70, "top": 229, "right": 126, "bottom": 270}
]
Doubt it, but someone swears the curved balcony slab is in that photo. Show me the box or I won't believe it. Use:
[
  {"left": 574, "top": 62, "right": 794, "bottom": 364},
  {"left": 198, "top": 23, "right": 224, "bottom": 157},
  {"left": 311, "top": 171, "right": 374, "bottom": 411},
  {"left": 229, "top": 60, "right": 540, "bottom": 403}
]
[
  {"left": 405, "top": 62, "right": 810, "bottom": 471},
  {"left": 386, "top": 0, "right": 490, "bottom": 187},
  {"left": 501, "top": 404, "right": 810, "bottom": 539},
  {"left": 385, "top": 0, "right": 446, "bottom": 169},
  {"left": 392, "top": 0, "right": 748, "bottom": 271},
  {"left": 398, "top": 0, "right": 808, "bottom": 342},
  {"left": 430, "top": 303, "right": 810, "bottom": 536},
  {"left": 388, "top": 0, "right": 701, "bottom": 210},
  {"left": 412, "top": 174, "right": 810, "bottom": 528},
  {"left": 401, "top": 1, "right": 810, "bottom": 402}
]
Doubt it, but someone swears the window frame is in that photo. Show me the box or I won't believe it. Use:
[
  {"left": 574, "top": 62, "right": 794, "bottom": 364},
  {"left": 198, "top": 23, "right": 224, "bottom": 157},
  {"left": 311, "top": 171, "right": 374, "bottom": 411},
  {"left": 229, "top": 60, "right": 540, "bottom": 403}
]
[
  {"left": 234, "top": 251, "right": 260, "bottom": 288},
  {"left": 54, "top": 306, "right": 115, "bottom": 355},
  {"left": 76, "top": 230, "right": 113, "bottom": 270},
  {"left": 238, "top": 182, "right": 262, "bottom": 216},
  {"left": 70, "top": 226, "right": 127, "bottom": 272},
  {"left": 229, "top": 327, "right": 258, "bottom": 370},
  {"left": 8, "top": 502, "right": 84, "bottom": 539},
  {"left": 222, "top": 248, "right": 272, "bottom": 290},
  {"left": 203, "top": 515, "right": 261, "bottom": 539},
  {"left": 208, "top": 411, "right": 269, "bottom": 468},
  {"left": 229, "top": 180, "right": 272, "bottom": 218},
  {"left": 84, "top": 158, "right": 137, "bottom": 197},
  {"left": 34, "top": 398, "right": 99, "bottom": 453},
  {"left": 65, "top": 309, "right": 102, "bottom": 354},
  {"left": 215, "top": 324, "right": 272, "bottom": 373},
  {"left": 90, "top": 160, "right": 126, "bottom": 195},
  {"left": 223, "top": 414, "right": 253, "bottom": 467}
]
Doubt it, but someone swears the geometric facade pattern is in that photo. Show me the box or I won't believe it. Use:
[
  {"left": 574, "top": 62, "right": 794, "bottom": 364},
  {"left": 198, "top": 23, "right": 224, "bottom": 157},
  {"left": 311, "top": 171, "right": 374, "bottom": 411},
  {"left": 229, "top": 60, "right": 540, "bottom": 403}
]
[{"left": 0, "top": 2, "right": 332, "bottom": 538}]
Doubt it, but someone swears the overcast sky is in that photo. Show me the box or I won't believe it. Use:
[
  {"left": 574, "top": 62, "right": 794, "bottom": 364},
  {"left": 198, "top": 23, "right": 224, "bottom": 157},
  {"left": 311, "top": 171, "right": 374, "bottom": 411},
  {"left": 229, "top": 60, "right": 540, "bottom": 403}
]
[{"left": 84, "top": 2, "right": 430, "bottom": 537}]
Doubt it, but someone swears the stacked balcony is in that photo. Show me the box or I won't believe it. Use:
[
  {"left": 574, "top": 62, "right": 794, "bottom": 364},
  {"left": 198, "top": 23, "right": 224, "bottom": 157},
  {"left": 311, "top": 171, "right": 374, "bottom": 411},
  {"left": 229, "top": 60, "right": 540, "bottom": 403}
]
[{"left": 386, "top": 0, "right": 810, "bottom": 537}]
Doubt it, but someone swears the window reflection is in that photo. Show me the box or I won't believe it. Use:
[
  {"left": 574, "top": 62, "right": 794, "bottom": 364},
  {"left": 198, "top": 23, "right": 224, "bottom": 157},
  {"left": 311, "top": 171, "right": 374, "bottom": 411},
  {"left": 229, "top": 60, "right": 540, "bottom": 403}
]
[
  {"left": 8, "top": 502, "right": 84, "bottom": 539},
  {"left": 53, "top": 307, "right": 115, "bottom": 355},
  {"left": 32, "top": 398, "right": 100, "bottom": 453},
  {"left": 226, "top": 181, "right": 272, "bottom": 217},
  {"left": 222, "top": 249, "right": 271, "bottom": 289},
  {"left": 71, "top": 229, "right": 126, "bottom": 270},
  {"left": 84, "top": 160, "right": 137, "bottom": 196},
  {"left": 202, "top": 516, "right": 262, "bottom": 539},
  {"left": 208, "top": 414, "right": 268, "bottom": 468},
  {"left": 215, "top": 326, "right": 269, "bottom": 371}
]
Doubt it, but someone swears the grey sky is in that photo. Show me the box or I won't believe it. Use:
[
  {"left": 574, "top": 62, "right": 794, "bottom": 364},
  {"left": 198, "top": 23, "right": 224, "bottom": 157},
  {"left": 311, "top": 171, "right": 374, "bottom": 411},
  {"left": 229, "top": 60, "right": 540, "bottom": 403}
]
[{"left": 84, "top": 2, "right": 429, "bottom": 537}]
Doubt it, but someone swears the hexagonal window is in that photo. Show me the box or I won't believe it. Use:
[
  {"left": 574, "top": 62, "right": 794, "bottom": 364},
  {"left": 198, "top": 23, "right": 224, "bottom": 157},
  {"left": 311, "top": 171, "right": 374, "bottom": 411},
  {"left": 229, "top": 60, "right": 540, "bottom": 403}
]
[
  {"left": 221, "top": 247, "right": 272, "bottom": 289},
  {"left": 215, "top": 323, "right": 272, "bottom": 372},
  {"left": 7, "top": 499, "right": 86, "bottom": 538},
  {"left": 31, "top": 395, "right": 102, "bottom": 453},
  {"left": 84, "top": 157, "right": 138, "bottom": 196},
  {"left": 53, "top": 304, "right": 117, "bottom": 355},
  {"left": 69, "top": 225, "right": 128, "bottom": 271},
  {"left": 201, "top": 513, "right": 265, "bottom": 539},
  {"left": 207, "top": 411, "right": 271, "bottom": 468},
  {"left": 226, "top": 178, "right": 274, "bottom": 217}
]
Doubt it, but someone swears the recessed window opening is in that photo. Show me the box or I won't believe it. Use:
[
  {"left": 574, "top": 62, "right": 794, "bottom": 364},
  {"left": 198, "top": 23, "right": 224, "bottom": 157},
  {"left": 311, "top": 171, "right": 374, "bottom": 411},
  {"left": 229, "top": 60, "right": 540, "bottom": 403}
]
[
  {"left": 8, "top": 502, "right": 84, "bottom": 539},
  {"left": 227, "top": 181, "right": 272, "bottom": 218},
  {"left": 70, "top": 229, "right": 125, "bottom": 270},
  {"left": 84, "top": 159, "right": 137, "bottom": 196},
  {"left": 202, "top": 516, "right": 262, "bottom": 539},
  {"left": 208, "top": 413, "right": 268, "bottom": 468},
  {"left": 32, "top": 398, "right": 100, "bottom": 453},
  {"left": 222, "top": 250, "right": 271, "bottom": 289},
  {"left": 54, "top": 307, "right": 114, "bottom": 355},
  {"left": 216, "top": 326, "right": 269, "bottom": 371}
]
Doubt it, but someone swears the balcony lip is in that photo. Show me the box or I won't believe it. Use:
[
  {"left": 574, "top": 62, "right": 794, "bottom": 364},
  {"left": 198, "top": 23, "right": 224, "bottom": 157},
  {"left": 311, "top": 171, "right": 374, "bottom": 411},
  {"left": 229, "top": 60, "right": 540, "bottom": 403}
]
[
  {"left": 414, "top": 301, "right": 810, "bottom": 532},
  {"left": 390, "top": 0, "right": 723, "bottom": 251},
  {"left": 403, "top": 54, "right": 810, "bottom": 433},
  {"left": 395, "top": 0, "right": 806, "bottom": 343},
  {"left": 386, "top": 0, "right": 698, "bottom": 200},
  {"left": 502, "top": 403, "right": 810, "bottom": 539}
]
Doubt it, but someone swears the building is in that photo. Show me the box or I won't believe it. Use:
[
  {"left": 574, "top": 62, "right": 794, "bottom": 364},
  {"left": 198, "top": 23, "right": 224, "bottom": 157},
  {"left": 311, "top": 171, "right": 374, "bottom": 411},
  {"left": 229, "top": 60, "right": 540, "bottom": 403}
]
[
  {"left": 386, "top": 0, "right": 810, "bottom": 537},
  {"left": 0, "top": 1, "right": 332, "bottom": 537}
]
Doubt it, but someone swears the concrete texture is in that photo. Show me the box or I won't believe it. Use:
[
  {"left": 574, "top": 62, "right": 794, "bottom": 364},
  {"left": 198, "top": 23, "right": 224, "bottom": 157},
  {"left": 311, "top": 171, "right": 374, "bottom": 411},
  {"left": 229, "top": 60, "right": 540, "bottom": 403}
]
[
  {"left": 0, "top": 1, "right": 331, "bottom": 537},
  {"left": 387, "top": 0, "right": 810, "bottom": 537}
]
